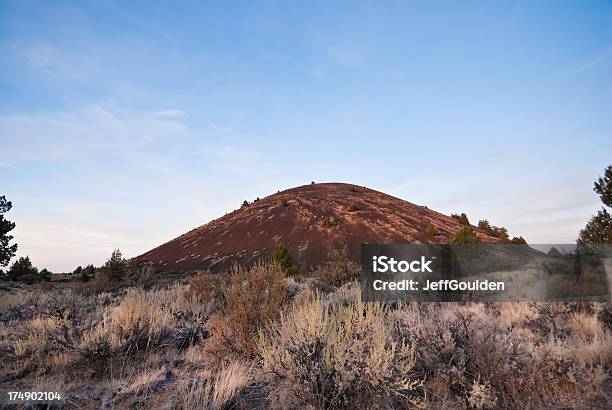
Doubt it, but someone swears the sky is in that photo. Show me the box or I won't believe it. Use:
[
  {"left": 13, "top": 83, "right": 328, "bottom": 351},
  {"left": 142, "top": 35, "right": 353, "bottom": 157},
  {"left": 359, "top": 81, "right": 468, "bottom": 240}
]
[{"left": 1, "top": 1, "right": 611, "bottom": 272}]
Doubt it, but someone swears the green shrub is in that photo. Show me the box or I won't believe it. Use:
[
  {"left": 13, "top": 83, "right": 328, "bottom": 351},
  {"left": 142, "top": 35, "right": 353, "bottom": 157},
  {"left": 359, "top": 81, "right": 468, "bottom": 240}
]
[
  {"left": 8, "top": 256, "right": 38, "bottom": 282},
  {"left": 451, "top": 227, "right": 481, "bottom": 244},
  {"left": 477, "top": 219, "right": 495, "bottom": 236},
  {"left": 38, "top": 268, "right": 51, "bottom": 281},
  {"left": 270, "top": 244, "right": 296, "bottom": 275}
]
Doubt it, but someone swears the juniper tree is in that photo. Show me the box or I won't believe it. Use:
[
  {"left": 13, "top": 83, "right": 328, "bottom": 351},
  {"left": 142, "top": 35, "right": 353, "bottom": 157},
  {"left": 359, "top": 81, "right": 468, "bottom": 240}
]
[
  {"left": 578, "top": 165, "right": 612, "bottom": 244},
  {"left": 0, "top": 196, "right": 17, "bottom": 267}
]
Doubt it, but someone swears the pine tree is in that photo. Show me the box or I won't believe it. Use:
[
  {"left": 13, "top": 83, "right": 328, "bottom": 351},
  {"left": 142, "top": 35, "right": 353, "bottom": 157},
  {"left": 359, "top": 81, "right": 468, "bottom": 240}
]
[
  {"left": 578, "top": 165, "right": 612, "bottom": 244},
  {"left": 0, "top": 196, "right": 17, "bottom": 267},
  {"left": 8, "top": 256, "right": 38, "bottom": 281},
  {"left": 102, "top": 249, "right": 128, "bottom": 282}
]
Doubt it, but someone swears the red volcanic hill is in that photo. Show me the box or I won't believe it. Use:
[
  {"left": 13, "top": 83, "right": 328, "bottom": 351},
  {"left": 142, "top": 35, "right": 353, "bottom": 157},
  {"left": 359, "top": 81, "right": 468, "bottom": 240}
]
[{"left": 138, "top": 182, "right": 497, "bottom": 272}]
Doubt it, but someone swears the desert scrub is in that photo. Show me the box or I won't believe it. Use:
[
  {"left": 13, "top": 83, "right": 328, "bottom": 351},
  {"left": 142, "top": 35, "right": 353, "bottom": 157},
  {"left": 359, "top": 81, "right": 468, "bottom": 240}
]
[
  {"left": 256, "top": 293, "right": 423, "bottom": 409},
  {"left": 81, "top": 289, "right": 171, "bottom": 358},
  {"left": 393, "top": 302, "right": 612, "bottom": 409},
  {"left": 81, "top": 285, "right": 213, "bottom": 359},
  {"left": 205, "top": 262, "right": 286, "bottom": 360},
  {"left": 317, "top": 246, "right": 361, "bottom": 289},
  {"left": 186, "top": 273, "right": 227, "bottom": 307}
]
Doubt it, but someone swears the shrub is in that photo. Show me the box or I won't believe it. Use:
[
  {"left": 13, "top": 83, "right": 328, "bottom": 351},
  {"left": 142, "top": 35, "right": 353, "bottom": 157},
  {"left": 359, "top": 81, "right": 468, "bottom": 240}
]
[
  {"left": 38, "top": 268, "right": 51, "bottom": 281},
  {"left": 206, "top": 263, "right": 286, "bottom": 358},
  {"left": 477, "top": 220, "right": 495, "bottom": 236},
  {"left": 8, "top": 256, "right": 38, "bottom": 282},
  {"left": 186, "top": 273, "right": 227, "bottom": 307},
  {"left": 598, "top": 303, "right": 612, "bottom": 331},
  {"left": 425, "top": 223, "right": 439, "bottom": 237},
  {"left": 451, "top": 212, "right": 470, "bottom": 226},
  {"left": 511, "top": 236, "right": 527, "bottom": 245},
  {"left": 279, "top": 199, "right": 289, "bottom": 207},
  {"left": 81, "top": 289, "right": 172, "bottom": 357},
  {"left": 79, "top": 264, "right": 95, "bottom": 282},
  {"left": 270, "top": 244, "right": 296, "bottom": 275},
  {"left": 492, "top": 226, "right": 510, "bottom": 242},
  {"left": 318, "top": 247, "right": 361, "bottom": 289},
  {"left": 451, "top": 227, "right": 481, "bottom": 244},
  {"left": 241, "top": 200, "right": 249, "bottom": 208},
  {"left": 321, "top": 216, "right": 336, "bottom": 228},
  {"left": 256, "top": 295, "right": 423, "bottom": 408}
]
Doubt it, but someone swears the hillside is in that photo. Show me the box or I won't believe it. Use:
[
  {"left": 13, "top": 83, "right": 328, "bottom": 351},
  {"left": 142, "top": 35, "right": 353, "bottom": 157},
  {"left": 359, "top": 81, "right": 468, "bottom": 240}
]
[{"left": 138, "top": 182, "right": 497, "bottom": 272}]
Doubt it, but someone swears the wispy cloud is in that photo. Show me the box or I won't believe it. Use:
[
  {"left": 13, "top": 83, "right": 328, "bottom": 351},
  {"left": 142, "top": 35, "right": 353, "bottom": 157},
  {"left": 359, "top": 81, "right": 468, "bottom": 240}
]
[
  {"left": 155, "top": 109, "right": 186, "bottom": 118},
  {"left": 573, "top": 46, "right": 612, "bottom": 74}
]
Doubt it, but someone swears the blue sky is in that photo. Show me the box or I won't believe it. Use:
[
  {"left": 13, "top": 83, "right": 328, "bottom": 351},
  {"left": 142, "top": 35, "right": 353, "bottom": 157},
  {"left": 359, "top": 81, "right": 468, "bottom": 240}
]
[{"left": 1, "top": 1, "right": 611, "bottom": 272}]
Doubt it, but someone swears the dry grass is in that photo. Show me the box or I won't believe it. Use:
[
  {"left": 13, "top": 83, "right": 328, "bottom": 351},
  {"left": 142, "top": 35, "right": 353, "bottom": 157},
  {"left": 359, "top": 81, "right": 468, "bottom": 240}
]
[{"left": 176, "top": 360, "right": 252, "bottom": 409}]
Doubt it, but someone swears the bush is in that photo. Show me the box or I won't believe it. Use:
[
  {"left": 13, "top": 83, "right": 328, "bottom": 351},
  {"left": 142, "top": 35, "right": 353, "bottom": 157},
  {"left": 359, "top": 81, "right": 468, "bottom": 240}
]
[
  {"left": 206, "top": 263, "right": 287, "bottom": 358},
  {"left": 321, "top": 216, "right": 337, "bottom": 228},
  {"left": 425, "top": 223, "right": 439, "bottom": 237},
  {"left": 511, "top": 236, "right": 527, "bottom": 245},
  {"left": 451, "top": 227, "right": 481, "bottom": 244},
  {"left": 492, "top": 226, "right": 510, "bottom": 242},
  {"left": 451, "top": 212, "right": 470, "bottom": 226},
  {"left": 279, "top": 199, "right": 289, "bottom": 207},
  {"left": 257, "top": 294, "right": 423, "bottom": 408},
  {"left": 79, "top": 264, "right": 95, "bottom": 282},
  {"left": 8, "top": 256, "right": 38, "bottom": 282},
  {"left": 318, "top": 247, "right": 361, "bottom": 289},
  {"left": 477, "top": 219, "right": 495, "bottom": 236},
  {"left": 38, "top": 268, "right": 51, "bottom": 281},
  {"left": 80, "top": 289, "right": 174, "bottom": 358},
  {"left": 270, "top": 244, "right": 296, "bottom": 275},
  {"left": 186, "top": 273, "right": 227, "bottom": 307}
]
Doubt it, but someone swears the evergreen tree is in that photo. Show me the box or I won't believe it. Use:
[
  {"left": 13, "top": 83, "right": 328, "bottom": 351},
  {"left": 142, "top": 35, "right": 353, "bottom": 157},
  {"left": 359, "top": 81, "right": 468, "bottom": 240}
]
[
  {"left": 511, "top": 236, "right": 528, "bottom": 245},
  {"left": 39, "top": 268, "right": 51, "bottom": 281},
  {"left": 270, "top": 244, "right": 296, "bottom": 275},
  {"left": 477, "top": 219, "right": 497, "bottom": 236},
  {"left": 102, "top": 249, "right": 128, "bottom": 282},
  {"left": 8, "top": 256, "right": 38, "bottom": 281},
  {"left": 594, "top": 165, "right": 612, "bottom": 207},
  {"left": 0, "top": 196, "right": 17, "bottom": 267},
  {"left": 578, "top": 165, "right": 612, "bottom": 244},
  {"left": 578, "top": 208, "right": 612, "bottom": 245}
]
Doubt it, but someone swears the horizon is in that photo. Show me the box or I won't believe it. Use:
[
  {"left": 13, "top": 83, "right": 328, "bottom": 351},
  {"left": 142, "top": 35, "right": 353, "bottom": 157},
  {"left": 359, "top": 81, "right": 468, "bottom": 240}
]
[{"left": 1, "top": 1, "right": 611, "bottom": 272}]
